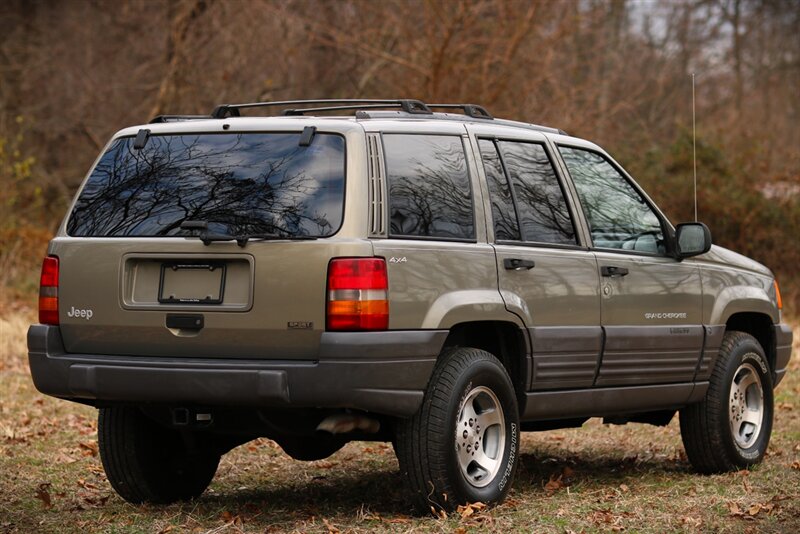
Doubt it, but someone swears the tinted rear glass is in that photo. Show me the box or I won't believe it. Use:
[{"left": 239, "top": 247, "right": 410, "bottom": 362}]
[
  {"left": 67, "top": 133, "right": 345, "bottom": 237},
  {"left": 383, "top": 134, "right": 474, "bottom": 240}
]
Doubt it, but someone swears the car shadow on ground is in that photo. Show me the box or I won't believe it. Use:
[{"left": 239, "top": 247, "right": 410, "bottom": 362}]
[{"left": 180, "top": 446, "right": 693, "bottom": 524}]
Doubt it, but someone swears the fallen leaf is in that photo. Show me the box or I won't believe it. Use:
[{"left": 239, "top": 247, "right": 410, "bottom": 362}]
[
  {"left": 78, "top": 441, "right": 98, "bottom": 457},
  {"left": 681, "top": 515, "right": 702, "bottom": 527},
  {"left": 35, "top": 483, "right": 52, "bottom": 509},
  {"left": 591, "top": 508, "right": 614, "bottom": 524},
  {"left": 727, "top": 502, "right": 743, "bottom": 517},
  {"left": 544, "top": 474, "right": 565, "bottom": 494},
  {"left": 791, "top": 461, "right": 800, "bottom": 471},
  {"left": 456, "top": 501, "right": 486, "bottom": 519},
  {"left": 619, "top": 483, "right": 630, "bottom": 493},
  {"left": 323, "top": 517, "right": 340, "bottom": 532},
  {"left": 77, "top": 479, "right": 98, "bottom": 490},
  {"left": 157, "top": 526, "right": 173, "bottom": 534}
]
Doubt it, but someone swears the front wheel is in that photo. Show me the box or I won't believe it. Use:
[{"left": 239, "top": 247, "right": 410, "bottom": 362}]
[
  {"left": 680, "top": 331, "right": 774, "bottom": 473},
  {"left": 395, "top": 348, "right": 519, "bottom": 513}
]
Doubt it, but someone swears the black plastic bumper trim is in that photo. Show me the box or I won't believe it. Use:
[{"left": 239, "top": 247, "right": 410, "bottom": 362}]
[
  {"left": 774, "top": 323, "right": 793, "bottom": 386},
  {"left": 27, "top": 325, "right": 447, "bottom": 417}
]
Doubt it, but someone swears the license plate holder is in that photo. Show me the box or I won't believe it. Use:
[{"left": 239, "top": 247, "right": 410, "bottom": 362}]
[{"left": 158, "top": 262, "right": 226, "bottom": 305}]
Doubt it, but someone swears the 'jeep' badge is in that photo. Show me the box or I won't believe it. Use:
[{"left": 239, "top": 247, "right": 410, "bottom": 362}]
[{"left": 67, "top": 306, "right": 93, "bottom": 320}]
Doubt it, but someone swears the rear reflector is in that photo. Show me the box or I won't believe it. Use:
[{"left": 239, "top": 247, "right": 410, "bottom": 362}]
[
  {"left": 326, "top": 258, "right": 388, "bottom": 331},
  {"left": 39, "top": 256, "right": 59, "bottom": 325}
]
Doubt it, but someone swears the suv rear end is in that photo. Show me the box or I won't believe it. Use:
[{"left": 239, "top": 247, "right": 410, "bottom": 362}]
[{"left": 28, "top": 115, "right": 449, "bottom": 474}]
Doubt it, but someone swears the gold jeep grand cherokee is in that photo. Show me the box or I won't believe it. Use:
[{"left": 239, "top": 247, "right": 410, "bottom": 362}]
[{"left": 28, "top": 99, "right": 793, "bottom": 511}]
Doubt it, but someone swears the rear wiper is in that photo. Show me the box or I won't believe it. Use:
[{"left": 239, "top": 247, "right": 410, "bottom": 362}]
[
  {"left": 201, "top": 232, "right": 317, "bottom": 247},
  {"left": 179, "top": 221, "right": 316, "bottom": 247}
]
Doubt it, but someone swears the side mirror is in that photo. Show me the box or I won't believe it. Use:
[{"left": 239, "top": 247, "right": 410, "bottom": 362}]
[{"left": 675, "top": 222, "right": 712, "bottom": 259}]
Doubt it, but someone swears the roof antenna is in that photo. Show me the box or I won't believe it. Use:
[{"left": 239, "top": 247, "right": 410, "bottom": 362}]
[{"left": 691, "top": 72, "right": 698, "bottom": 222}]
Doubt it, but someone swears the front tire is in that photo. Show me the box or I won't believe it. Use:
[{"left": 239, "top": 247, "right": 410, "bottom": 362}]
[
  {"left": 98, "top": 407, "right": 220, "bottom": 504},
  {"left": 395, "top": 348, "right": 519, "bottom": 513},
  {"left": 680, "top": 331, "right": 774, "bottom": 473}
]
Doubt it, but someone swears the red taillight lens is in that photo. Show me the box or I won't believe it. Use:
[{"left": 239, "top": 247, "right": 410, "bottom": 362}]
[
  {"left": 39, "top": 256, "right": 59, "bottom": 325},
  {"left": 326, "top": 258, "right": 388, "bottom": 331}
]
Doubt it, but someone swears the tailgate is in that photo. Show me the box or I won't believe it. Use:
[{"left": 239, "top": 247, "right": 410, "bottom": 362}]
[{"left": 53, "top": 238, "right": 373, "bottom": 359}]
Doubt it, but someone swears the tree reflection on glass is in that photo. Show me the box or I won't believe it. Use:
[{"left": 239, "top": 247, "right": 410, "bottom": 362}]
[
  {"left": 560, "top": 147, "right": 664, "bottom": 253},
  {"left": 479, "top": 139, "right": 521, "bottom": 241},
  {"left": 497, "top": 141, "right": 576, "bottom": 245},
  {"left": 384, "top": 135, "right": 474, "bottom": 239},
  {"left": 67, "top": 133, "right": 345, "bottom": 237}
]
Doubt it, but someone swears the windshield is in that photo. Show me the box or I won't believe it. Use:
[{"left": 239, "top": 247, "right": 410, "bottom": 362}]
[{"left": 67, "top": 132, "right": 345, "bottom": 237}]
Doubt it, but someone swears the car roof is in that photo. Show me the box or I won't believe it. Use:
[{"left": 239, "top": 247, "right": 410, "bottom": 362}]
[{"left": 116, "top": 99, "right": 592, "bottom": 147}]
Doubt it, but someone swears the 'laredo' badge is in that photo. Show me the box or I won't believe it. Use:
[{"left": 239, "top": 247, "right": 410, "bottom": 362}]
[{"left": 288, "top": 321, "right": 313, "bottom": 330}]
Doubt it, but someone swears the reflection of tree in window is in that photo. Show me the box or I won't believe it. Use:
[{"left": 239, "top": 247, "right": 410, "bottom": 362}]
[
  {"left": 498, "top": 141, "right": 576, "bottom": 245},
  {"left": 384, "top": 135, "right": 474, "bottom": 239},
  {"left": 479, "top": 139, "right": 520, "bottom": 241},
  {"left": 68, "top": 133, "right": 345, "bottom": 237},
  {"left": 560, "top": 147, "right": 663, "bottom": 253}
]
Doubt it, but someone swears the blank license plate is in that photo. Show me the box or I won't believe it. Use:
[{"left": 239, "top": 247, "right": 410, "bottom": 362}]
[{"left": 158, "top": 262, "right": 226, "bottom": 304}]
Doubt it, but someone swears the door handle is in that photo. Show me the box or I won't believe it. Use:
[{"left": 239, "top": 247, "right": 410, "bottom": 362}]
[
  {"left": 600, "top": 265, "right": 629, "bottom": 277},
  {"left": 504, "top": 258, "right": 535, "bottom": 271}
]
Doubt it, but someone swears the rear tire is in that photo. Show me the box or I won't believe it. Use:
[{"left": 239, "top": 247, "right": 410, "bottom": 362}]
[
  {"left": 395, "top": 348, "right": 519, "bottom": 513},
  {"left": 98, "top": 407, "right": 219, "bottom": 504},
  {"left": 680, "top": 331, "right": 773, "bottom": 473}
]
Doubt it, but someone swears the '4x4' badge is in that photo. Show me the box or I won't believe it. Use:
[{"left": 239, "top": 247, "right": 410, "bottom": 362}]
[{"left": 388, "top": 257, "right": 407, "bottom": 264}]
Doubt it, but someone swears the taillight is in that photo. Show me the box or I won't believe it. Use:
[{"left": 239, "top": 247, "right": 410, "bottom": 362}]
[
  {"left": 39, "top": 256, "right": 59, "bottom": 325},
  {"left": 326, "top": 258, "right": 388, "bottom": 331}
]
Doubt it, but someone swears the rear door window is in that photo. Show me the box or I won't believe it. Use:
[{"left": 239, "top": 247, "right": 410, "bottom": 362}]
[
  {"left": 478, "top": 139, "right": 577, "bottom": 246},
  {"left": 67, "top": 132, "right": 346, "bottom": 237},
  {"left": 383, "top": 134, "right": 474, "bottom": 240},
  {"left": 478, "top": 139, "right": 521, "bottom": 241}
]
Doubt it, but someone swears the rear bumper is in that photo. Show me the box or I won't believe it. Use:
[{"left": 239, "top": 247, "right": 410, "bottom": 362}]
[
  {"left": 774, "top": 323, "right": 794, "bottom": 387},
  {"left": 27, "top": 325, "right": 446, "bottom": 417}
]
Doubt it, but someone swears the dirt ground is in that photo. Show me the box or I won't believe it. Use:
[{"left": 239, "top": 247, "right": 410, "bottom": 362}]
[{"left": 1, "top": 313, "right": 798, "bottom": 533}]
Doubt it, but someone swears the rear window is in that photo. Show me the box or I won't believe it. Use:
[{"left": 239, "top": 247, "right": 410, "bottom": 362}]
[{"left": 67, "top": 132, "right": 345, "bottom": 237}]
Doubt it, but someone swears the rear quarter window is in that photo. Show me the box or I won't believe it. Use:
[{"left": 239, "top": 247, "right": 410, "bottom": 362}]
[{"left": 383, "top": 134, "right": 474, "bottom": 240}]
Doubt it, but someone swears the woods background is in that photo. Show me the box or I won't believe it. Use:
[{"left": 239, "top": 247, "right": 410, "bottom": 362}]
[{"left": 1, "top": 0, "right": 798, "bottom": 309}]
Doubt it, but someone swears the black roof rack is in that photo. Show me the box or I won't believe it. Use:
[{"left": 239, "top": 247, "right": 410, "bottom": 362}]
[
  {"left": 426, "top": 103, "right": 493, "bottom": 119},
  {"left": 210, "top": 99, "right": 432, "bottom": 119},
  {"left": 148, "top": 99, "right": 570, "bottom": 136},
  {"left": 149, "top": 115, "right": 212, "bottom": 124}
]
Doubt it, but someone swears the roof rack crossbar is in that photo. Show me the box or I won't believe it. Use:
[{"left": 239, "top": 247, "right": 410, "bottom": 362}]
[
  {"left": 426, "top": 103, "right": 493, "bottom": 119},
  {"left": 282, "top": 103, "right": 414, "bottom": 115},
  {"left": 149, "top": 114, "right": 213, "bottom": 124},
  {"left": 211, "top": 99, "right": 432, "bottom": 118}
]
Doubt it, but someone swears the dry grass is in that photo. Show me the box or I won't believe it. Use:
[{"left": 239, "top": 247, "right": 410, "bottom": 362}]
[
  {"left": 1, "top": 317, "right": 799, "bottom": 533},
  {"left": 0, "top": 311, "right": 33, "bottom": 372}
]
